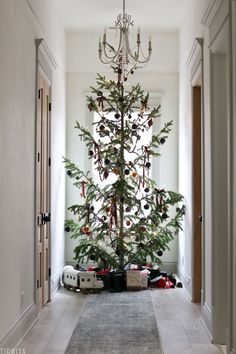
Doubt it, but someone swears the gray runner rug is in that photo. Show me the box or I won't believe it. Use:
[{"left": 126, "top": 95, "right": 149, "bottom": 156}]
[{"left": 65, "top": 290, "right": 163, "bottom": 354}]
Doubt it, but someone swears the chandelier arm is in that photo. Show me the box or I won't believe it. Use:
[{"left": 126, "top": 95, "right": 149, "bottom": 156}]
[{"left": 102, "top": 27, "right": 123, "bottom": 61}]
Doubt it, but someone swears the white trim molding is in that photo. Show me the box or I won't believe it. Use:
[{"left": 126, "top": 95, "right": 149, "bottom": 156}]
[
  {"left": 0, "top": 304, "right": 37, "bottom": 349},
  {"left": 201, "top": 0, "right": 224, "bottom": 26},
  {"left": 201, "top": 302, "right": 213, "bottom": 340},
  {"left": 209, "top": 19, "right": 230, "bottom": 53}
]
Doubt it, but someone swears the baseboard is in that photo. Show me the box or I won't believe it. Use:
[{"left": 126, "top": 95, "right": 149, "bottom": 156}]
[
  {"left": 161, "top": 262, "right": 177, "bottom": 274},
  {"left": 201, "top": 301, "right": 213, "bottom": 341},
  {"left": 51, "top": 270, "right": 62, "bottom": 300},
  {"left": 0, "top": 303, "right": 37, "bottom": 349},
  {"left": 177, "top": 264, "right": 192, "bottom": 297}
]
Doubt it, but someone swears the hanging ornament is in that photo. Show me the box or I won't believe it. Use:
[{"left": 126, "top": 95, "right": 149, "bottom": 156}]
[
  {"left": 80, "top": 180, "right": 86, "bottom": 198},
  {"left": 160, "top": 137, "right": 166, "bottom": 144},
  {"left": 132, "top": 171, "right": 137, "bottom": 178},
  {"left": 148, "top": 118, "right": 153, "bottom": 128},
  {"left": 81, "top": 225, "right": 91, "bottom": 235},
  {"left": 100, "top": 124, "right": 105, "bottom": 131},
  {"left": 124, "top": 169, "right": 130, "bottom": 175},
  {"left": 140, "top": 226, "right": 146, "bottom": 232},
  {"left": 162, "top": 212, "right": 168, "bottom": 220},
  {"left": 128, "top": 113, "right": 132, "bottom": 119},
  {"left": 138, "top": 242, "right": 144, "bottom": 248},
  {"left": 115, "top": 246, "right": 121, "bottom": 256},
  {"left": 157, "top": 250, "right": 163, "bottom": 257},
  {"left": 132, "top": 123, "right": 138, "bottom": 130},
  {"left": 67, "top": 170, "right": 72, "bottom": 176},
  {"left": 114, "top": 113, "right": 120, "bottom": 119},
  {"left": 65, "top": 226, "right": 70, "bottom": 232},
  {"left": 144, "top": 204, "right": 150, "bottom": 210},
  {"left": 112, "top": 167, "right": 120, "bottom": 175},
  {"left": 126, "top": 220, "right": 131, "bottom": 226},
  {"left": 104, "top": 170, "right": 109, "bottom": 179},
  {"left": 146, "top": 162, "right": 151, "bottom": 169},
  {"left": 104, "top": 158, "right": 110, "bottom": 165},
  {"left": 89, "top": 150, "right": 94, "bottom": 157},
  {"left": 90, "top": 254, "right": 96, "bottom": 261},
  {"left": 144, "top": 187, "right": 150, "bottom": 193}
]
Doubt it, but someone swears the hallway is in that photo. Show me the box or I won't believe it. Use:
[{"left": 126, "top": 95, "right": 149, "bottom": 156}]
[{"left": 19, "top": 288, "right": 224, "bottom": 354}]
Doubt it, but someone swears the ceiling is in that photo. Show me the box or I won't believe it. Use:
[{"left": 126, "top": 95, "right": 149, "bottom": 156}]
[{"left": 52, "top": 0, "right": 188, "bottom": 32}]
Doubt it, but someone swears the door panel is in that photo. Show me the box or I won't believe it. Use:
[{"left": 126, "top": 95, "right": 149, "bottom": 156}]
[{"left": 36, "top": 74, "right": 51, "bottom": 310}]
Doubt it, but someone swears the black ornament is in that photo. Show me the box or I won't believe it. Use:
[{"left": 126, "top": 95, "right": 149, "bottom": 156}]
[
  {"left": 90, "top": 254, "right": 96, "bottom": 261},
  {"left": 65, "top": 226, "right": 71, "bottom": 232},
  {"left": 132, "top": 123, "right": 138, "bottom": 130},
  {"left": 104, "top": 158, "right": 110, "bottom": 165},
  {"left": 135, "top": 211, "right": 138, "bottom": 216},
  {"left": 115, "top": 113, "right": 120, "bottom": 119},
  {"left": 160, "top": 137, "right": 166, "bottom": 144},
  {"left": 118, "top": 68, "right": 122, "bottom": 75},
  {"left": 90, "top": 206, "right": 94, "bottom": 212},
  {"left": 124, "top": 169, "right": 130, "bottom": 175},
  {"left": 162, "top": 212, "right": 168, "bottom": 219},
  {"left": 144, "top": 204, "right": 150, "bottom": 210},
  {"left": 67, "top": 170, "right": 72, "bottom": 176},
  {"left": 144, "top": 187, "right": 150, "bottom": 193},
  {"left": 157, "top": 250, "right": 163, "bottom": 257},
  {"left": 138, "top": 243, "right": 144, "bottom": 248},
  {"left": 146, "top": 162, "right": 151, "bottom": 169},
  {"left": 89, "top": 150, "right": 94, "bottom": 157},
  {"left": 115, "top": 246, "right": 121, "bottom": 256},
  {"left": 100, "top": 124, "right": 105, "bottom": 130},
  {"left": 103, "top": 215, "right": 107, "bottom": 221},
  {"left": 128, "top": 114, "right": 132, "bottom": 119},
  {"left": 131, "top": 70, "right": 134, "bottom": 74}
]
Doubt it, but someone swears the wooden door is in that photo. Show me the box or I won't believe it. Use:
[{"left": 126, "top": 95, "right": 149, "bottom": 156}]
[
  {"left": 36, "top": 74, "right": 51, "bottom": 310},
  {"left": 192, "top": 85, "right": 202, "bottom": 303}
]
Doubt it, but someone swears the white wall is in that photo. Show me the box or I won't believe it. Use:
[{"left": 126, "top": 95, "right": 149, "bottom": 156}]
[
  {"left": 0, "top": 0, "right": 66, "bottom": 346},
  {"left": 65, "top": 31, "right": 180, "bottom": 271},
  {"left": 178, "top": 0, "right": 220, "bottom": 337}
]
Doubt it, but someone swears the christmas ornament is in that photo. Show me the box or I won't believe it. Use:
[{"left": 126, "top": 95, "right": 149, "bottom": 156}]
[
  {"left": 90, "top": 254, "right": 96, "bottom": 261},
  {"left": 160, "top": 137, "right": 166, "bottom": 144},
  {"left": 124, "top": 169, "right": 130, "bottom": 175},
  {"left": 144, "top": 187, "right": 150, "bottom": 193},
  {"left": 157, "top": 250, "right": 163, "bottom": 257},
  {"left": 132, "top": 123, "right": 138, "bottom": 130},
  {"left": 104, "top": 158, "right": 110, "bottom": 165},
  {"left": 144, "top": 204, "right": 150, "bottom": 210},
  {"left": 67, "top": 170, "right": 72, "bottom": 176},
  {"left": 89, "top": 150, "right": 94, "bottom": 157},
  {"left": 162, "top": 212, "right": 168, "bottom": 219},
  {"left": 65, "top": 226, "right": 70, "bottom": 232},
  {"left": 115, "top": 113, "right": 120, "bottom": 119},
  {"left": 146, "top": 162, "right": 151, "bottom": 169}
]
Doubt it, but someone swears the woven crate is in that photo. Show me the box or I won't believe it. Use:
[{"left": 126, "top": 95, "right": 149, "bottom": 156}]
[{"left": 126, "top": 270, "right": 142, "bottom": 290}]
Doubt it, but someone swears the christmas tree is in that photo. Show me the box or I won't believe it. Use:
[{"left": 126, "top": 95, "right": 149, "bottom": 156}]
[{"left": 64, "top": 71, "right": 185, "bottom": 270}]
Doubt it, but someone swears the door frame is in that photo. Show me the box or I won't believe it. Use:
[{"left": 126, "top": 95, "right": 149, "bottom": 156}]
[
  {"left": 35, "top": 39, "right": 56, "bottom": 309},
  {"left": 186, "top": 38, "right": 205, "bottom": 305}
]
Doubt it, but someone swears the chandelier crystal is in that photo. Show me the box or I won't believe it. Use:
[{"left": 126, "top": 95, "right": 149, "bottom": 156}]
[{"left": 98, "top": 0, "right": 152, "bottom": 82}]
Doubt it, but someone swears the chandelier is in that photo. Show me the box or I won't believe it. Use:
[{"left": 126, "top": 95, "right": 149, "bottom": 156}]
[{"left": 98, "top": 0, "right": 152, "bottom": 82}]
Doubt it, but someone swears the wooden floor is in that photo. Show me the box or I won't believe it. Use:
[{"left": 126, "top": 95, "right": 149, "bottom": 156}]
[{"left": 18, "top": 287, "right": 225, "bottom": 354}]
